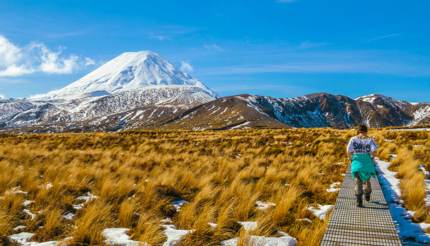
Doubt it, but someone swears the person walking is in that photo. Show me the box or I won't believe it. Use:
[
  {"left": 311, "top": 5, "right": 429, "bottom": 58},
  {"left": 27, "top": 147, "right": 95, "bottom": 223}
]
[{"left": 347, "top": 124, "right": 377, "bottom": 207}]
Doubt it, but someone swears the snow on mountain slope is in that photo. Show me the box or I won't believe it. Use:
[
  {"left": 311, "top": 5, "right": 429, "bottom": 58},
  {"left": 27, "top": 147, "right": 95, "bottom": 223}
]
[
  {"left": 356, "top": 94, "right": 411, "bottom": 111},
  {"left": 0, "top": 51, "right": 217, "bottom": 130},
  {"left": 0, "top": 99, "right": 35, "bottom": 123},
  {"left": 32, "top": 51, "right": 216, "bottom": 100},
  {"left": 411, "top": 105, "right": 430, "bottom": 126}
]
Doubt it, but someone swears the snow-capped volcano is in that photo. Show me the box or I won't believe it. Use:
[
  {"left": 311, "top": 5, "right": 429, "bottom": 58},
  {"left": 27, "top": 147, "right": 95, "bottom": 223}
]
[
  {"left": 33, "top": 51, "right": 215, "bottom": 100},
  {"left": 0, "top": 51, "right": 217, "bottom": 131}
]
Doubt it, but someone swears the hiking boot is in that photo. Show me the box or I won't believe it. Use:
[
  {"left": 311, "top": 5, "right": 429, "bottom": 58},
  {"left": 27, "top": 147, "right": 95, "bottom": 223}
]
[
  {"left": 365, "top": 193, "right": 371, "bottom": 202},
  {"left": 356, "top": 195, "right": 363, "bottom": 207}
]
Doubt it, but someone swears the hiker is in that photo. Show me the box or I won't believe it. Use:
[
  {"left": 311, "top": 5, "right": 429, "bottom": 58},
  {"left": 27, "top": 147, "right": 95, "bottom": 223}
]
[{"left": 347, "top": 124, "right": 377, "bottom": 207}]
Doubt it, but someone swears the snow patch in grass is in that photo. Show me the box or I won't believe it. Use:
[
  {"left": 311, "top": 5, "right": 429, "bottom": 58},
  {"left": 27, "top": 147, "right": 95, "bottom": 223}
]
[
  {"left": 9, "top": 232, "right": 34, "bottom": 244},
  {"left": 307, "top": 204, "right": 333, "bottom": 220},
  {"left": 376, "top": 159, "right": 430, "bottom": 244},
  {"left": 160, "top": 218, "right": 173, "bottom": 224},
  {"left": 23, "top": 200, "right": 34, "bottom": 207},
  {"left": 221, "top": 232, "right": 297, "bottom": 246},
  {"left": 172, "top": 199, "right": 187, "bottom": 211},
  {"left": 296, "top": 218, "right": 313, "bottom": 223},
  {"left": 13, "top": 225, "right": 27, "bottom": 231},
  {"left": 377, "top": 159, "right": 401, "bottom": 197},
  {"left": 162, "top": 224, "right": 191, "bottom": 246},
  {"left": 76, "top": 192, "right": 98, "bottom": 203},
  {"left": 103, "top": 228, "right": 146, "bottom": 246},
  {"left": 208, "top": 222, "right": 217, "bottom": 229},
  {"left": 73, "top": 192, "right": 98, "bottom": 210},
  {"left": 238, "top": 221, "right": 257, "bottom": 231},
  {"left": 420, "top": 223, "right": 430, "bottom": 232},
  {"left": 9, "top": 232, "right": 57, "bottom": 245},
  {"left": 326, "top": 182, "right": 341, "bottom": 193},
  {"left": 23, "top": 209, "right": 36, "bottom": 220},
  {"left": 256, "top": 200, "right": 276, "bottom": 210},
  {"left": 63, "top": 212, "right": 75, "bottom": 220},
  {"left": 229, "top": 121, "right": 250, "bottom": 130}
]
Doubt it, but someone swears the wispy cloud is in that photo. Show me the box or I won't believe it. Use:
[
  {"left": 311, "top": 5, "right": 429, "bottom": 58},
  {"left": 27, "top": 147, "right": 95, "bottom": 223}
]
[
  {"left": 297, "top": 41, "right": 329, "bottom": 49},
  {"left": 198, "top": 61, "right": 430, "bottom": 77},
  {"left": 193, "top": 46, "right": 430, "bottom": 77},
  {"left": 145, "top": 25, "right": 198, "bottom": 41},
  {"left": 203, "top": 44, "right": 224, "bottom": 52},
  {"left": 44, "top": 29, "right": 90, "bottom": 39},
  {"left": 0, "top": 35, "right": 95, "bottom": 77},
  {"left": 180, "top": 61, "right": 193, "bottom": 74},
  {"left": 367, "top": 33, "right": 401, "bottom": 42}
]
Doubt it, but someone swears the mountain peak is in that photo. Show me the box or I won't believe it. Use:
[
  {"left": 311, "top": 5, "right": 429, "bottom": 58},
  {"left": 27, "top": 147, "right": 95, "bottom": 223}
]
[{"left": 32, "top": 50, "right": 216, "bottom": 100}]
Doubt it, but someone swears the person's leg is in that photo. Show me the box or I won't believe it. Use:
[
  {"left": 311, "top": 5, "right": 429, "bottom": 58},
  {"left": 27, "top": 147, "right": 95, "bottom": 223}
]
[
  {"left": 364, "top": 178, "right": 372, "bottom": 201},
  {"left": 354, "top": 173, "right": 364, "bottom": 207}
]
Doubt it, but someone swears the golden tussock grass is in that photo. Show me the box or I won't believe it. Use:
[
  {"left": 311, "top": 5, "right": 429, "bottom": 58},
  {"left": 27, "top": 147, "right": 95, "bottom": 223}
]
[{"left": 0, "top": 129, "right": 428, "bottom": 244}]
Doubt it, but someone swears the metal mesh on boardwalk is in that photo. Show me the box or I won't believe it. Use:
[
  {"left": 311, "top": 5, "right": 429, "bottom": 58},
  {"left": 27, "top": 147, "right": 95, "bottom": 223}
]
[{"left": 321, "top": 170, "right": 401, "bottom": 246}]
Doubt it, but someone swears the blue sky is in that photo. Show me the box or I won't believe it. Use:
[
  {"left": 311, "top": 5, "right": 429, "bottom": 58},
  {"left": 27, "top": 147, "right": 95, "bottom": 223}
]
[{"left": 0, "top": 0, "right": 429, "bottom": 101}]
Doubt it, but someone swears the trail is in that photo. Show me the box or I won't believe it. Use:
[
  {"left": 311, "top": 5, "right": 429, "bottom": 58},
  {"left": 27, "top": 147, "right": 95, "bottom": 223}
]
[{"left": 321, "top": 166, "right": 401, "bottom": 245}]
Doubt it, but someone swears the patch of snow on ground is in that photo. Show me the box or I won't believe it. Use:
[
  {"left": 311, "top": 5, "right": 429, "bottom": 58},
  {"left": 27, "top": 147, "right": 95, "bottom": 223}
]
[
  {"left": 160, "top": 218, "right": 173, "bottom": 224},
  {"left": 229, "top": 121, "right": 250, "bottom": 130},
  {"left": 256, "top": 200, "right": 276, "bottom": 210},
  {"left": 326, "top": 182, "right": 341, "bottom": 193},
  {"left": 9, "top": 232, "right": 34, "bottom": 244},
  {"left": 172, "top": 199, "right": 187, "bottom": 211},
  {"left": 221, "top": 232, "right": 297, "bottom": 246},
  {"left": 420, "top": 223, "right": 430, "bottom": 232},
  {"left": 208, "top": 222, "right": 217, "bottom": 229},
  {"left": 219, "top": 107, "right": 229, "bottom": 115},
  {"left": 419, "top": 164, "right": 430, "bottom": 207},
  {"left": 76, "top": 192, "right": 98, "bottom": 203},
  {"left": 162, "top": 224, "right": 191, "bottom": 246},
  {"left": 376, "top": 159, "right": 430, "bottom": 244},
  {"left": 23, "top": 200, "right": 34, "bottom": 207},
  {"left": 390, "top": 128, "right": 430, "bottom": 132},
  {"left": 307, "top": 204, "right": 333, "bottom": 220},
  {"left": 296, "top": 218, "right": 313, "bottom": 223},
  {"left": 377, "top": 159, "right": 401, "bottom": 196},
  {"left": 23, "top": 209, "right": 36, "bottom": 220},
  {"left": 14, "top": 225, "right": 27, "bottom": 231},
  {"left": 103, "top": 228, "right": 145, "bottom": 246},
  {"left": 9, "top": 232, "right": 58, "bottom": 245},
  {"left": 238, "top": 221, "right": 257, "bottom": 231},
  {"left": 73, "top": 192, "right": 98, "bottom": 210},
  {"left": 63, "top": 212, "right": 75, "bottom": 220}
]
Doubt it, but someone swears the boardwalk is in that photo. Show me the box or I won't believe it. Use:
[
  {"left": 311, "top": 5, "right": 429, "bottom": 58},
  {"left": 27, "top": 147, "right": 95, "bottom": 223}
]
[{"left": 321, "top": 168, "right": 402, "bottom": 246}]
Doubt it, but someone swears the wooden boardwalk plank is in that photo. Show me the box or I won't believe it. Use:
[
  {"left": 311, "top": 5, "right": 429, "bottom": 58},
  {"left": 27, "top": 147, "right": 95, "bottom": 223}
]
[{"left": 321, "top": 169, "right": 402, "bottom": 246}]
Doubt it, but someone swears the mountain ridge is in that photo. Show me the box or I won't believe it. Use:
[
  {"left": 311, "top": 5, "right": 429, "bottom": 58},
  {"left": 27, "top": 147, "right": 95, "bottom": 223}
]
[{"left": 1, "top": 51, "right": 429, "bottom": 132}]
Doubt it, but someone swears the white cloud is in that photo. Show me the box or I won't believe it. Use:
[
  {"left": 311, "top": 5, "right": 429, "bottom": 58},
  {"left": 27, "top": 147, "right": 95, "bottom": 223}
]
[
  {"left": 367, "top": 33, "right": 401, "bottom": 43},
  {"left": 0, "top": 35, "right": 95, "bottom": 77},
  {"left": 0, "top": 94, "right": 5, "bottom": 99},
  {"left": 180, "top": 61, "right": 193, "bottom": 74},
  {"left": 84, "top": 57, "right": 96, "bottom": 66}
]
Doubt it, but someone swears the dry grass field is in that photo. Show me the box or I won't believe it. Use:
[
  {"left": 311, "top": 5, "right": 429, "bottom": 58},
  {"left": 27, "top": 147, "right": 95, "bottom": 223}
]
[{"left": 0, "top": 129, "right": 428, "bottom": 245}]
